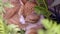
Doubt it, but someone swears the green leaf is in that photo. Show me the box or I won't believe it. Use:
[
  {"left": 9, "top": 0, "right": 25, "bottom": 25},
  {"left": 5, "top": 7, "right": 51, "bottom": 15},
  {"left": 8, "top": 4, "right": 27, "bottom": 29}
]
[
  {"left": 41, "top": 19, "right": 52, "bottom": 29},
  {"left": 0, "top": 16, "right": 8, "bottom": 34},
  {"left": 37, "top": 0, "right": 44, "bottom": 4},
  {"left": 4, "top": 2, "right": 14, "bottom": 8},
  {"left": 38, "top": 29, "right": 45, "bottom": 34},
  {"left": 41, "top": 19, "right": 58, "bottom": 30},
  {"left": 50, "top": 22, "right": 57, "bottom": 31},
  {"left": 38, "top": 18, "right": 60, "bottom": 34},
  {"left": 35, "top": 6, "right": 50, "bottom": 17},
  {"left": 0, "top": 7, "right": 3, "bottom": 13},
  {"left": 0, "top": 0, "right": 15, "bottom": 34},
  {"left": 35, "top": 0, "right": 51, "bottom": 18},
  {"left": 0, "top": 0, "right": 2, "bottom": 3}
]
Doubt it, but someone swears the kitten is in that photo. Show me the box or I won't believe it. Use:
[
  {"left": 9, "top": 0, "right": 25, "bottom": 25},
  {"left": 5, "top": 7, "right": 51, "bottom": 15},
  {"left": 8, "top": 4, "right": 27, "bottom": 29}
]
[
  {"left": 19, "top": 1, "right": 43, "bottom": 34},
  {"left": 4, "top": 0, "right": 43, "bottom": 34},
  {"left": 19, "top": 14, "right": 43, "bottom": 34}
]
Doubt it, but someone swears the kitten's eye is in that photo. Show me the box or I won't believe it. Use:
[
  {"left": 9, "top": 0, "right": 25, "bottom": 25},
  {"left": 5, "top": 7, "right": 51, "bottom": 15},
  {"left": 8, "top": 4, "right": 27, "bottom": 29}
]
[{"left": 25, "top": 14, "right": 40, "bottom": 24}]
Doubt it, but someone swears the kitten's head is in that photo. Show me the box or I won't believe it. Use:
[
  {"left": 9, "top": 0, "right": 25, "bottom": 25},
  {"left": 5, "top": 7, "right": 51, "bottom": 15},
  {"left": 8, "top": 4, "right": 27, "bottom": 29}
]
[{"left": 25, "top": 13, "right": 40, "bottom": 24}]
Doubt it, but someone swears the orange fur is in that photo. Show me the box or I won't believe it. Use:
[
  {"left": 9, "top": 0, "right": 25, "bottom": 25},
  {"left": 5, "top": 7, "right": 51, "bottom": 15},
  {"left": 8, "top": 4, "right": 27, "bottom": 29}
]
[
  {"left": 25, "top": 28, "right": 37, "bottom": 34},
  {"left": 4, "top": 0, "right": 42, "bottom": 34},
  {"left": 23, "top": 1, "right": 36, "bottom": 17},
  {"left": 4, "top": 0, "right": 20, "bottom": 19}
]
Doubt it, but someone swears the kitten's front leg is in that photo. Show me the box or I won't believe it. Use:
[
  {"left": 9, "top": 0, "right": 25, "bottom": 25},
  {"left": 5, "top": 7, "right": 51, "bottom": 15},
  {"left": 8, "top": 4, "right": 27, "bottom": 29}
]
[{"left": 25, "top": 28, "right": 37, "bottom": 34}]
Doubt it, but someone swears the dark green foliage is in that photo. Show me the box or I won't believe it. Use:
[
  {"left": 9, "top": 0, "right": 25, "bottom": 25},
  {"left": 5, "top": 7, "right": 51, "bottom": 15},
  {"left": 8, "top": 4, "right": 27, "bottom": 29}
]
[{"left": 35, "top": 0, "right": 51, "bottom": 18}]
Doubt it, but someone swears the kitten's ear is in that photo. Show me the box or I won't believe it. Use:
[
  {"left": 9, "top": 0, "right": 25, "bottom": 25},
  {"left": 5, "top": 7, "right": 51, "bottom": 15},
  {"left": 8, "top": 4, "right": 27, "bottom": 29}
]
[
  {"left": 39, "top": 15, "right": 44, "bottom": 24},
  {"left": 37, "top": 15, "right": 44, "bottom": 23},
  {"left": 40, "top": 15, "right": 44, "bottom": 19},
  {"left": 21, "top": 0, "right": 28, "bottom": 4}
]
